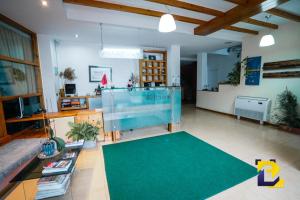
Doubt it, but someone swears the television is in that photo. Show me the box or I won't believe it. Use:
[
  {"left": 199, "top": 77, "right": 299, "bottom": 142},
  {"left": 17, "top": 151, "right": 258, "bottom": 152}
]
[{"left": 65, "top": 84, "right": 76, "bottom": 95}]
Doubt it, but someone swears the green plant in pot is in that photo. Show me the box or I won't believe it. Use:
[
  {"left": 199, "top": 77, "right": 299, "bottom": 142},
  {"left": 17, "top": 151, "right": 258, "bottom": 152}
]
[
  {"left": 49, "top": 127, "right": 65, "bottom": 152},
  {"left": 66, "top": 122, "right": 99, "bottom": 148},
  {"left": 226, "top": 57, "right": 248, "bottom": 86},
  {"left": 274, "top": 88, "right": 300, "bottom": 134}
]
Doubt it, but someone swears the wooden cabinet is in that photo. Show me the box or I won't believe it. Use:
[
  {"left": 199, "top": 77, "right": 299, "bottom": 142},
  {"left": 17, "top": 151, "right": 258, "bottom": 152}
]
[{"left": 140, "top": 50, "right": 168, "bottom": 87}]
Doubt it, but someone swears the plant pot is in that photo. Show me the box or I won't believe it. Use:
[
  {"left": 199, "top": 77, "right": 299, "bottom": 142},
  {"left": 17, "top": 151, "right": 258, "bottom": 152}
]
[
  {"left": 83, "top": 140, "right": 97, "bottom": 149},
  {"left": 279, "top": 125, "right": 300, "bottom": 135}
]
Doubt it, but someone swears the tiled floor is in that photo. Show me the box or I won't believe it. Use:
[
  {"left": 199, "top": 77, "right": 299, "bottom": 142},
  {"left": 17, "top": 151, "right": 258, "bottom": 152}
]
[{"left": 52, "top": 105, "right": 300, "bottom": 200}]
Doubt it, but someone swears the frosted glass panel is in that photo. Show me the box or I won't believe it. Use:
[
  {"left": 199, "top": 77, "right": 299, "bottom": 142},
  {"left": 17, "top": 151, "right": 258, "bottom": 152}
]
[
  {"left": 0, "top": 61, "right": 38, "bottom": 96},
  {"left": 102, "top": 87, "right": 181, "bottom": 132}
]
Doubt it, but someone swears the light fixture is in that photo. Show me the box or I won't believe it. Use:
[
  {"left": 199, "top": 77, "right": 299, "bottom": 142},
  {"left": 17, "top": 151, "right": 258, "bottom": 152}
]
[
  {"left": 75, "top": 34, "right": 79, "bottom": 38},
  {"left": 98, "top": 24, "right": 142, "bottom": 59},
  {"left": 41, "top": 0, "right": 48, "bottom": 7},
  {"left": 259, "top": 15, "right": 275, "bottom": 47},
  {"left": 100, "top": 48, "right": 143, "bottom": 59},
  {"left": 158, "top": 6, "right": 176, "bottom": 33},
  {"left": 259, "top": 34, "right": 275, "bottom": 47}
]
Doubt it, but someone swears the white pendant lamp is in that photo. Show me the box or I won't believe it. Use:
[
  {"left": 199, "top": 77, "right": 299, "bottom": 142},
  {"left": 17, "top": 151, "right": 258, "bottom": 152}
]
[
  {"left": 259, "top": 15, "right": 275, "bottom": 47},
  {"left": 159, "top": 6, "right": 176, "bottom": 33},
  {"left": 259, "top": 34, "right": 275, "bottom": 47}
]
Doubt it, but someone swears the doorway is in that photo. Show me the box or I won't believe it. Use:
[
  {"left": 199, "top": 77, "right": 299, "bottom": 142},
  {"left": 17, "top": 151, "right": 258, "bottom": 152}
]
[{"left": 180, "top": 60, "right": 197, "bottom": 105}]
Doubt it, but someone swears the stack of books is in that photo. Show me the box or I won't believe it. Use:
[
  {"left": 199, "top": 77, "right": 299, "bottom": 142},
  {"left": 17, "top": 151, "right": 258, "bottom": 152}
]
[
  {"left": 65, "top": 139, "right": 84, "bottom": 148},
  {"left": 42, "top": 160, "right": 72, "bottom": 175},
  {"left": 36, "top": 174, "right": 71, "bottom": 199}
]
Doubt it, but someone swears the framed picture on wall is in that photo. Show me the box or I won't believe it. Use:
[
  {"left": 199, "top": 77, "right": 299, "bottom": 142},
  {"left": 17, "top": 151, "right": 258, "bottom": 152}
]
[{"left": 89, "top": 66, "right": 112, "bottom": 82}]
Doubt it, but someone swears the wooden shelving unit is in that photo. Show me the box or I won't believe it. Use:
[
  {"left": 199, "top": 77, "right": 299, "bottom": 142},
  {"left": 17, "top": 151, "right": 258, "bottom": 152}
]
[
  {"left": 263, "top": 59, "right": 300, "bottom": 78},
  {"left": 58, "top": 96, "right": 89, "bottom": 112},
  {"left": 139, "top": 50, "right": 167, "bottom": 87},
  {"left": 0, "top": 14, "right": 46, "bottom": 144}
]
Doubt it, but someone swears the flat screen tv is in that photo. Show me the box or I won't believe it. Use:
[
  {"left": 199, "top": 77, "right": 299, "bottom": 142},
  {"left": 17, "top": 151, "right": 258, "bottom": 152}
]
[{"left": 65, "top": 84, "right": 76, "bottom": 95}]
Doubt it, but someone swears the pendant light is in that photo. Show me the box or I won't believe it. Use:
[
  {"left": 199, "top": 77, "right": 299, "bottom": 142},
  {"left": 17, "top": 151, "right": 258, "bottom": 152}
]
[
  {"left": 259, "top": 15, "right": 275, "bottom": 47},
  {"left": 159, "top": 6, "right": 176, "bottom": 33},
  {"left": 99, "top": 23, "right": 142, "bottom": 59}
]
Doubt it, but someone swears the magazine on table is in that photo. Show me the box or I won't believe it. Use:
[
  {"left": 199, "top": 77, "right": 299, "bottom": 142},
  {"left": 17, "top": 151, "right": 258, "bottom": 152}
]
[
  {"left": 65, "top": 139, "right": 84, "bottom": 148},
  {"left": 61, "top": 152, "right": 77, "bottom": 160},
  {"left": 42, "top": 160, "right": 72, "bottom": 175},
  {"left": 36, "top": 174, "right": 71, "bottom": 199}
]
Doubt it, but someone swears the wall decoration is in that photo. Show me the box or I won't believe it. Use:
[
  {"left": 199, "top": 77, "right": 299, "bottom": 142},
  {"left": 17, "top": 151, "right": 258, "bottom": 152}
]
[
  {"left": 0, "top": 66, "right": 14, "bottom": 85},
  {"left": 245, "top": 56, "right": 262, "bottom": 86},
  {"left": 263, "top": 59, "right": 300, "bottom": 70},
  {"left": 89, "top": 66, "right": 112, "bottom": 82},
  {"left": 263, "top": 71, "right": 300, "bottom": 78}
]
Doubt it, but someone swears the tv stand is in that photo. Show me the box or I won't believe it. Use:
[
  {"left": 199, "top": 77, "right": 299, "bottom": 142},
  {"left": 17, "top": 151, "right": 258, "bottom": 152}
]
[{"left": 58, "top": 96, "right": 89, "bottom": 111}]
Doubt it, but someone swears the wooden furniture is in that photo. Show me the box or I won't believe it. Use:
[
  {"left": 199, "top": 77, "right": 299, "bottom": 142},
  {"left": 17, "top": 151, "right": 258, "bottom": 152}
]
[
  {"left": 58, "top": 96, "right": 89, "bottom": 111},
  {"left": 139, "top": 50, "right": 168, "bottom": 87},
  {"left": 263, "top": 59, "right": 300, "bottom": 78},
  {"left": 0, "top": 14, "right": 45, "bottom": 145},
  {"left": 3, "top": 147, "right": 81, "bottom": 200},
  {"left": 48, "top": 109, "right": 106, "bottom": 142}
]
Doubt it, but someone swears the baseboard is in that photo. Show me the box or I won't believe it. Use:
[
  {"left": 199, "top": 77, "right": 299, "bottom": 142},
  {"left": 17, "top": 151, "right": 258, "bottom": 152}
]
[{"left": 195, "top": 106, "right": 278, "bottom": 128}]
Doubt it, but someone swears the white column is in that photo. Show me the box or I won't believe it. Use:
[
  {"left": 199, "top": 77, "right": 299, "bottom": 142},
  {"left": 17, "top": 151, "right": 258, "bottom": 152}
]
[
  {"left": 197, "top": 52, "right": 208, "bottom": 90},
  {"left": 167, "top": 45, "right": 180, "bottom": 86},
  {"left": 37, "top": 34, "right": 58, "bottom": 112}
]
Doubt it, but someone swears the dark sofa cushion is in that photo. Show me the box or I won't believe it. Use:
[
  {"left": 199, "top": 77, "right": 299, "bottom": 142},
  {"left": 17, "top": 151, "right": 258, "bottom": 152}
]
[{"left": 0, "top": 138, "right": 45, "bottom": 184}]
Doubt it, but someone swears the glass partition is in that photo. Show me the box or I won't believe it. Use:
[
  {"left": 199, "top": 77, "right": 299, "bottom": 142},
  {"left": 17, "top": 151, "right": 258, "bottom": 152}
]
[{"left": 102, "top": 87, "right": 181, "bottom": 132}]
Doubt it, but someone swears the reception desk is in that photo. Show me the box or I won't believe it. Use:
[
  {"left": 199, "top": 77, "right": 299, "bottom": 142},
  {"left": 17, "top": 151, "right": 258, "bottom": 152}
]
[{"left": 101, "top": 87, "right": 181, "bottom": 133}]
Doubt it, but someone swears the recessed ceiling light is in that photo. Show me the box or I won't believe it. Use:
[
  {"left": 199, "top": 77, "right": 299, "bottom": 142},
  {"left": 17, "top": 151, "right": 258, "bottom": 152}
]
[
  {"left": 41, "top": 0, "right": 48, "bottom": 7},
  {"left": 75, "top": 34, "right": 79, "bottom": 38}
]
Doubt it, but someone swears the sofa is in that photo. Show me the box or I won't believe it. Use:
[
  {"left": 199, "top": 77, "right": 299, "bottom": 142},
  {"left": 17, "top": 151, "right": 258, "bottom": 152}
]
[{"left": 0, "top": 138, "right": 45, "bottom": 192}]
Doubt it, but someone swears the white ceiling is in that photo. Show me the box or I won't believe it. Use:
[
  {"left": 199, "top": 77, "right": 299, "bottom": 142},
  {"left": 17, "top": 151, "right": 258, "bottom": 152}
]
[{"left": 0, "top": 0, "right": 299, "bottom": 58}]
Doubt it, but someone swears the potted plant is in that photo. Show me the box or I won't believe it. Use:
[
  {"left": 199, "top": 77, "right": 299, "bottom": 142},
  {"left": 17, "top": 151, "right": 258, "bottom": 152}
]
[
  {"left": 66, "top": 122, "right": 99, "bottom": 148},
  {"left": 274, "top": 88, "right": 300, "bottom": 134},
  {"left": 226, "top": 57, "right": 248, "bottom": 86},
  {"left": 58, "top": 67, "right": 76, "bottom": 97}
]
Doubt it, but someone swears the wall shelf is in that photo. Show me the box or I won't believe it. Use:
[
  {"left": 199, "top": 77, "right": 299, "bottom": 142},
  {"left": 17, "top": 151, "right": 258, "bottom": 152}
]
[
  {"left": 139, "top": 50, "right": 168, "bottom": 86},
  {"left": 263, "top": 59, "right": 300, "bottom": 70},
  {"left": 263, "top": 71, "right": 300, "bottom": 78}
]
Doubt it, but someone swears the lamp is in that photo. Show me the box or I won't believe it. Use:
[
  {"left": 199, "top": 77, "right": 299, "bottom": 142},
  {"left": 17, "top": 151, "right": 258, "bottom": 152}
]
[
  {"left": 98, "top": 23, "right": 142, "bottom": 59},
  {"left": 259, "top": 34, "right": 275, "bottom": 47},
  {"left": 100, "top": 48, "right": 143, "bottom": 59},
  {"left": 158, "top": 6, "right": 176, "bottom": 32},
  {"left": 259, "top": 15, "right": 275, "bottom": 47}
]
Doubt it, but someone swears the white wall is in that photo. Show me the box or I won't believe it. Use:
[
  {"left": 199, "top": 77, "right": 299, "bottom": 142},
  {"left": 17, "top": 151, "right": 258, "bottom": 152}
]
[
  {"left": 197, "top": 22, "right": 300, "bottom": 123},
  {"left": 38, "top": 34, "right": 58, "bottom": 112},
  {"left": 167, "top": 45, "right": 181, "bottom": 86},
  {"left": 55, "top": 41, "right": 139, "bottom": 96},
  {"left": 197, "top": 53, "right": 208, "bottom": 90}
]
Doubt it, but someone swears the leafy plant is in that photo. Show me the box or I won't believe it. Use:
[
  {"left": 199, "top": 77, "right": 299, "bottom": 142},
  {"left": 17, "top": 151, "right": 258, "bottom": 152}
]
[
  {"left": 226, "top": 57, "right": 248, "bottom": 86},
  {"left": 227, "top": 61, "right": 241, "bottom": 86},
  {"left": 59, "top": 67, "right": 76, "bottom": 81},
  {"left": 49, "top": 127, "right": 65, "bottom": 152},
  {"left": 66, "top": 122, "right": 99, "bottom": 141},
  {"left": 274, "top": 88, "right": 300, "bottom": 128}
]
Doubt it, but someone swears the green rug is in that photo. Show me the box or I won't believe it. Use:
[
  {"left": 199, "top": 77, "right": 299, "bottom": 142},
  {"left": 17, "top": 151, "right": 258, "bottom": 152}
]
[{"left": 103, "top": 131, "right": 257, "bottom": 200}]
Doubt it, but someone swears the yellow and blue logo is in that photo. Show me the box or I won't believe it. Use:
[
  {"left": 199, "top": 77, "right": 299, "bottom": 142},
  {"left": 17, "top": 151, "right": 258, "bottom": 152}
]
[{"left": 255, "top": 159, "right": 284, "bottom": 188}]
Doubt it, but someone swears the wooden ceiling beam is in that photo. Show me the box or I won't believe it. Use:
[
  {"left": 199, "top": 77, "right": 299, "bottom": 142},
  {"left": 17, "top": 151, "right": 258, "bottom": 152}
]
[
  {"left": 146, "top": 0, "right": 277, "bottom": 29},
  {"left": 146, "top": 0, "right": 224, "bottom": 16},
  {"left": 194, "top": 0, "right": 289, "bottom": 36},
  {"left": 267, "top": 8, "right": 300, "bottom": 22},
  {"left": 63, "top": 0, "right": 258, "bottom": 35},
  {"left": 241, "top": 18, "right": 278, "bottom": 29},
  {"left": 225, "top": 0, "right": 248, "bottom": 5}
]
